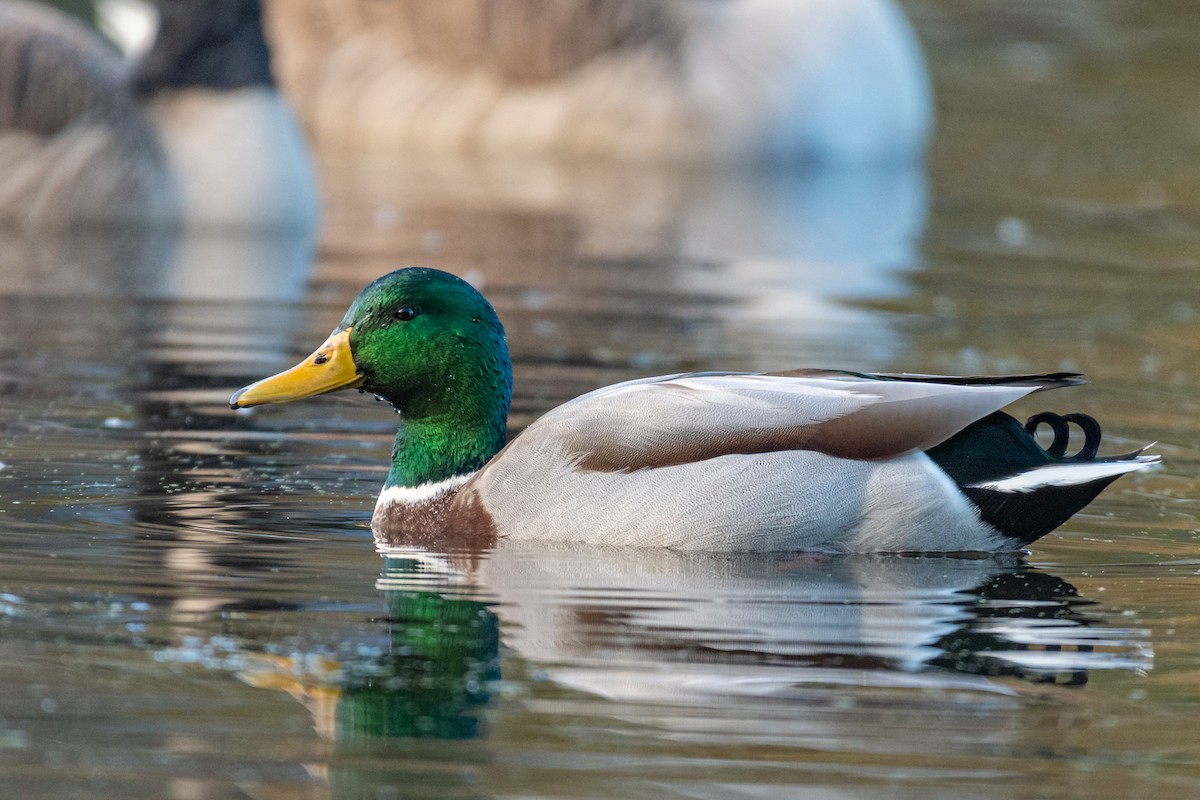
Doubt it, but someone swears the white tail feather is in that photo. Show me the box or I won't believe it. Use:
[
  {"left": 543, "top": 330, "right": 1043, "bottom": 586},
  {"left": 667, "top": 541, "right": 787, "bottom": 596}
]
[{"left": 969, "top": 456, "right": 1160, "bottom": 494}]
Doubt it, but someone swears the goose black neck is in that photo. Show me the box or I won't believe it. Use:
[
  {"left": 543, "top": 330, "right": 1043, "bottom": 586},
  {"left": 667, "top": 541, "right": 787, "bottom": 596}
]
[{"left": 133, "top": 0, "right": 274, "bottom": 96}]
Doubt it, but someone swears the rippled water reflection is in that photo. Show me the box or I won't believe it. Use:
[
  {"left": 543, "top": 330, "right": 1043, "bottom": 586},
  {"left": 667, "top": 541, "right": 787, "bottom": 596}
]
[{"left": 4, "top": 2, "right": 1200, "bottom": 797}]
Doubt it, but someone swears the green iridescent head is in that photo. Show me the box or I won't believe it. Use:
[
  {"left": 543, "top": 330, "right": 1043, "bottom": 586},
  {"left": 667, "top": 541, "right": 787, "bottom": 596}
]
[
  {"left": 232, "top": 267, "right": 513, "bottom": 486},
  {"left": 341, "top": 268, "right": 511, "bottom": 417}
]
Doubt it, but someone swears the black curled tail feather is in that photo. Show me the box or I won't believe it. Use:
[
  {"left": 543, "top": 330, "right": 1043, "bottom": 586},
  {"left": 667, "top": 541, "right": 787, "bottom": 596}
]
[
  {"left": 1024, "top": 412, "right": 1101, "bottom": 460},
  {"left": 925, "top": 411, "right": 1147, "bottom": 547}
]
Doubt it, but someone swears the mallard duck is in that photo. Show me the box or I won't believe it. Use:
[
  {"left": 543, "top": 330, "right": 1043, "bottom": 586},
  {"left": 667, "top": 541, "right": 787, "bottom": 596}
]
[
  {"left": 266, "top": 0, "right": 931, "bottom": 162},
  {"left": 0, "top": 0, "right": 316, "bottom": 229},
  {"left": 231, "top": 268, "right": 1157, "bottom": 553}
]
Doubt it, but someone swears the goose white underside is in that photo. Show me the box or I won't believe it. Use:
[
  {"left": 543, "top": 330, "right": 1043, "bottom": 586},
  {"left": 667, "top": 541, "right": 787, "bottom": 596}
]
[{"left": 147, "top": 87, "right": 319, "bottom": 231}]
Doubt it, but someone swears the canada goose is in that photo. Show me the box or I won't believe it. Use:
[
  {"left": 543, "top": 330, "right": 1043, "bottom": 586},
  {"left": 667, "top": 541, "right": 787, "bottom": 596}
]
[
  {"left": 0, "top": 0, "right": 317, "bottom": 230},
  {"left": 265, "top": 0, "right": 933, "bottom": 163}
]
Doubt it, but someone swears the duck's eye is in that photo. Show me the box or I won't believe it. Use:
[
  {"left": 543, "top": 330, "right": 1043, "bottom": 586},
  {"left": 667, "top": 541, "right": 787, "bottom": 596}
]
[{"left": 394, "top": 306, "right": 418, "bottom": 322}]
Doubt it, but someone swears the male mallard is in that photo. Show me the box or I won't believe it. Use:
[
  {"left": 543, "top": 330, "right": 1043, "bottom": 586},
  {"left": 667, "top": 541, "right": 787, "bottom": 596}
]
[{"left": 231, "top": 268, "right": 1157, "bottom": 553}]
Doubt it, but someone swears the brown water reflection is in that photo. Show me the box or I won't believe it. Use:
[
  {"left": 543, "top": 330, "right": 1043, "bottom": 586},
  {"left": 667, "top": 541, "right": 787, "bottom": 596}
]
[{"left": 1, "top": 1, "right": 1200, "bottom": 798}]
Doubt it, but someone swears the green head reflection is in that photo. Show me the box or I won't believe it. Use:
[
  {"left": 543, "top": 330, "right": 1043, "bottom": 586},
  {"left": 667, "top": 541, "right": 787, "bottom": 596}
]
[{"left": 333, "top": 554, "right": 500, "bottom": 740}]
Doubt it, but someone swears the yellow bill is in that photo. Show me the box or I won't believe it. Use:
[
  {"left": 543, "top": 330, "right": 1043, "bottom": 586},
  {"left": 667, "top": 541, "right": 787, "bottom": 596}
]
[{"left": 230, "top": 328, "right": 364, "bottom": 408}]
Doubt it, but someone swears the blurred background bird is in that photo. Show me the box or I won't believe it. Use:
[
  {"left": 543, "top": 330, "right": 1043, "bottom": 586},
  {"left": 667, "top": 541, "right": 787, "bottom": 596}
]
[
  {"left": 0, "top": 0, "right": 318, "bottom": 230},
  {"left": 266, "top": 0, "right": 933, "bottom": 164}
]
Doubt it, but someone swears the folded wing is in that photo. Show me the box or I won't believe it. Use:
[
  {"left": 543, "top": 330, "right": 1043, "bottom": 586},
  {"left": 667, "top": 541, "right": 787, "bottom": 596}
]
[{"left": 530, "top": 371, "right": 1077, "bottom": 472}]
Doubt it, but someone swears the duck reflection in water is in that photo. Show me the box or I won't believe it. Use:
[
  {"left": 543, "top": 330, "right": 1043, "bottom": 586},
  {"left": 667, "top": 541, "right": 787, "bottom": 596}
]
[
  {"left": 225, "top": 539, "right": 1149, "bottom": 744},
  {"left": 241, "top": 564, "right": 500, "bottom": 741}
]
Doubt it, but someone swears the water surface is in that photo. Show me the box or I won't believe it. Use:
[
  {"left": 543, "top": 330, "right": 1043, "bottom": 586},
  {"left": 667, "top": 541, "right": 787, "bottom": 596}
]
[{"left": 3, "top": 3, "right": 1200, "bottom": 797}]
